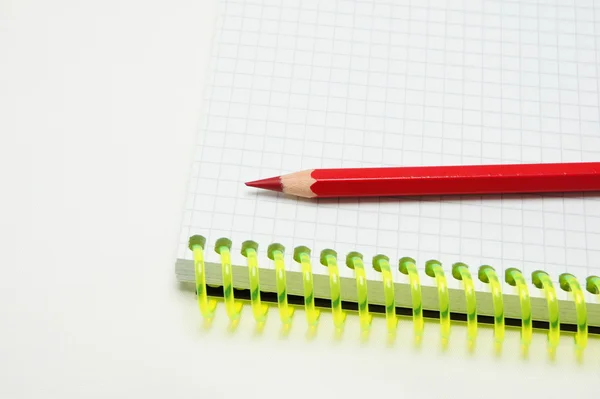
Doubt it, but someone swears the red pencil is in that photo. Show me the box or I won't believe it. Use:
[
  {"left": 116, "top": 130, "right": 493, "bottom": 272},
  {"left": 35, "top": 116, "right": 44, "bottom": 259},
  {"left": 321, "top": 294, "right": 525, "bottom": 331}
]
[{"left": 245, "top": 162, "right": 600, "bottom": 198}]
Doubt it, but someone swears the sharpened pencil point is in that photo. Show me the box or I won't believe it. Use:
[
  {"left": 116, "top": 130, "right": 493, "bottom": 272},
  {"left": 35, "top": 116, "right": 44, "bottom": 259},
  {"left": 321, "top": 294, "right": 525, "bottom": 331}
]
[{"left": 245, "top": 176, "right": 283, "bottom": 192}]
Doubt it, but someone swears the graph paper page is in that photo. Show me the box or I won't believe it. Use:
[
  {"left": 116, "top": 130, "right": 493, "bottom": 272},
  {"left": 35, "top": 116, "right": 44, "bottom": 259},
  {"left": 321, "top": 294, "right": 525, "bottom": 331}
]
[{"left": 178, "top": 0, "right": 600, "bottom": 285}]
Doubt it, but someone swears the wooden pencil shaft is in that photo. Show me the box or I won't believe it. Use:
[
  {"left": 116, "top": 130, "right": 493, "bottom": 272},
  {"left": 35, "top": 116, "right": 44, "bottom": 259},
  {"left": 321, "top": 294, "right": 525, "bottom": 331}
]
[
  {"left": 247, "top": 162, "right": 600, "bottom": 198},
  {"left": 308, "top": 162, "right": 600, "bottom": 198}
]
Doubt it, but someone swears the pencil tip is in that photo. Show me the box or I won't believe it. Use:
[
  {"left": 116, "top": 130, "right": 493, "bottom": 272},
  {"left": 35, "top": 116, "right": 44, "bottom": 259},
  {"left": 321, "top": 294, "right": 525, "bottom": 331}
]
[{"left": 245, "top": 176, "right": 283, "bottom": 192}]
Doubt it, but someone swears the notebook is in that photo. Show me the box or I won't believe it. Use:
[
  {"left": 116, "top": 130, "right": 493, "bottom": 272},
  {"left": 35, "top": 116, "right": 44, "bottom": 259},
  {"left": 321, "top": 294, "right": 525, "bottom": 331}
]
[{"left": 176, "top": 0, "right": 600, "bottom": 352}]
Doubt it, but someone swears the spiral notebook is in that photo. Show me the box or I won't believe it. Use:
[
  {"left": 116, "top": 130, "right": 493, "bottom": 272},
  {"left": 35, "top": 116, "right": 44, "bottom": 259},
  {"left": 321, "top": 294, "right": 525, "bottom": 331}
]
[{"left": 176, "top": 0, "right": 600, "bottom": 351}]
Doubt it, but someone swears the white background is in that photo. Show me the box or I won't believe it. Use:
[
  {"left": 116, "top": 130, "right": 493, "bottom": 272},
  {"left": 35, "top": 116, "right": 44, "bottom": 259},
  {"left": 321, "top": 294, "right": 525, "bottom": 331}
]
[{"left": 1, "top": 0, "right": 599, "bottom": 398}]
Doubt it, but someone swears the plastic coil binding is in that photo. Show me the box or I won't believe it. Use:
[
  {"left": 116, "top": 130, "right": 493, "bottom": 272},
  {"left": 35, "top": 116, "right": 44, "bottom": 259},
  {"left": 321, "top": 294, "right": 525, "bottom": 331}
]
[{"left": 188, "top": 235, "right": 599, "bottom": 354}]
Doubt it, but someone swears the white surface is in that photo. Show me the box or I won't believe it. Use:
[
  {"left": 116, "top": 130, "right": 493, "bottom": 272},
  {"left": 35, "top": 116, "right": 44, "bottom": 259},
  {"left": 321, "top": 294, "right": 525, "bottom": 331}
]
[
  {"left": 1, "top": 1, "right": 600, "bottom": 398},
  {"left": 179, "top": 0, "right": 600, "bottom": 292}
]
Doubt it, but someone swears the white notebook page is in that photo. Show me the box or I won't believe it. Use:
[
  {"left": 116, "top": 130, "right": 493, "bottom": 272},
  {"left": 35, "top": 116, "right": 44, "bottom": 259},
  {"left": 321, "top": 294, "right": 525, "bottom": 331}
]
[{"left": 178, "top": 0, "right": 600, "bottom": 287}]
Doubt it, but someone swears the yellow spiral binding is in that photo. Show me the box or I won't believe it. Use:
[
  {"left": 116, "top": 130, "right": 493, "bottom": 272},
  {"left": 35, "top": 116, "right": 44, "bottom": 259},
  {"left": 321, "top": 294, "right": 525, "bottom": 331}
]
[
  {"left": 241, "top": 241, "right": 268, "bottom": 323},
  {"left": 215, "top": 238, "right": 243, "bottom": 322},
  {"left": 505, "top": 268, "right": 533, "bottom": 354},
  {"left": 346, "top": 252, "right": 372, "bottom": 333},
  {"left": 267, "top": 243, "right": 294, "bottom": 325},
  {"left": 320, "top": 249, "right": 346, "bottom": 330},
  {"left": 425, "top": 260, "right": 450, "bottom": 347},
  {"left": 559, "top": 273, "right": 588, "bottom": 353},
  {"left": 186, "top": 235, "right": 598, "bottom": 356},
  {"left": 294, "top": 246, "right": 320, "bottom": 327},
  {"left": 532, "top": 270, "right": 560, "bottom": 354},
  {"left": 399, "top": 257, "right": 424, "bottom": 343},
  {"left": 373, "top": 255, "right": 397, "bottom": 334},
  {"left": 586, "top": 275, "right": 600, "bottom": 295},
  {"left": 452, "top": 263, "right": 477, "bottom": 349},
  {"left": 478, "top": 265, "right": 505, "bottom": 349},
  {"left": 189, "top": 235, "right": 217, "bottom": 319}
]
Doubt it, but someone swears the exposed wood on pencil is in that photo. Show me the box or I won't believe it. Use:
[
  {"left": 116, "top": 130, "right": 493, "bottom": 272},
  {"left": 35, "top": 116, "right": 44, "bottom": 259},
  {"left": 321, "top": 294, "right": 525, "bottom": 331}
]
[{"left": 245, "top": 162, "right": 600, "bottom": 199}]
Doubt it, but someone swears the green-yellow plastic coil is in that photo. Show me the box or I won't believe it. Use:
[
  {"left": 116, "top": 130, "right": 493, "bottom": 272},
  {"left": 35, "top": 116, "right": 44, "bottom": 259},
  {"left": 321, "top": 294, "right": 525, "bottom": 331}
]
[
  {"left": 505, "top": 268, "right": 532, "bottom": 353},
  {"left": 559, "top": 273, "right": 587, "bottom": 353},
  {"left": 187, "top": 235, "right": 597, "bottom": 356},
  {"left": 268, "top": 243, "right": 294, "bottom": 325},
  {"left": 215, "top": 238, "right": 242, "bottom": 321},
  {"left": 320, "top": 249, "right": 346, "bottom": 329},
  {"left": 478, "top": 265, "right": 505, "bottom": 347},
  {"left": 532, "top": 270, "right": 560, "bottom": 353},
  {"left": 189, "top": 235, "right": 217, "bottom": 319},
  {"left": 294, "top": 246, "right": 320, "bottom": 327},
  {"left": 346, "top": 252, "right": 372, "bottom": 332},
  {"left": 241, "top": 240, "right": 268, "bottom": 323},
  {"left": 373, "top": 254, "right": 397, "bottom": 334},
  {"left": 399, "top": 257, "right": 424, "bottom": 342},
  {"left": 425, "top": 260, "right": 450, "bottom": 347},
  {"left": 452, "top": 263, "right": 477, "bottom": 348}
]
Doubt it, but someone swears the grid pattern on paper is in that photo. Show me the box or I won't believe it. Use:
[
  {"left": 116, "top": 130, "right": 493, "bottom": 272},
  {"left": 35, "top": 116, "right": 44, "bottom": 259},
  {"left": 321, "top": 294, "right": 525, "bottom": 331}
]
[{"left": 179, "top": 0, "right": 600, "bottom": 284}]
